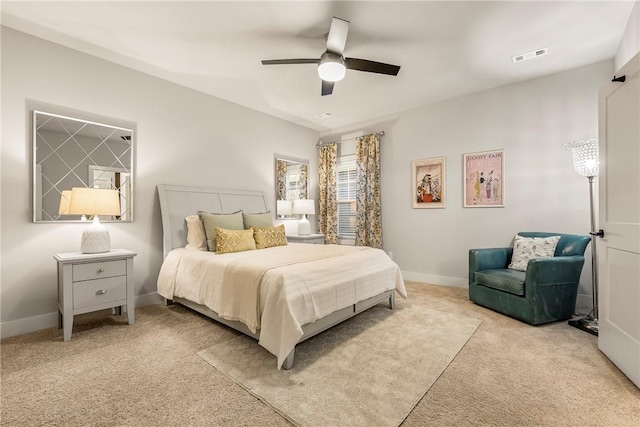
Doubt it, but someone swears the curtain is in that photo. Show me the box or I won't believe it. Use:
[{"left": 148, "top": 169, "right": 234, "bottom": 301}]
[
  {"left": 317, "top": 143, "right": 338, "bottom": 244},
  {"left": 300, "top": 163, "right": 308, "bottom": 199},
  {"left": 355, "top": 134, "right": 382, "bottom": 249},
  {"left": 276, "top": 159, "right": 287, "bottom": 201}
]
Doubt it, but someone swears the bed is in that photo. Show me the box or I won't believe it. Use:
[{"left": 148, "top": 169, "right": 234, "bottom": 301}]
[{"left": 156, "top": 184, "right": 407, "bottom": 369}]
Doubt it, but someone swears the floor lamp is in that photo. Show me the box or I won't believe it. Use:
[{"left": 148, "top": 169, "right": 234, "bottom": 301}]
[{"left": 565, "top": 138, "right": 600, "bottom": 336}]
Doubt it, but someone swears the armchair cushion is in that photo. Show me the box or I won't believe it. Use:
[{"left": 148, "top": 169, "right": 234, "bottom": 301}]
[{"left": 475, "top": 269, "right": 525, "bottom": 296}]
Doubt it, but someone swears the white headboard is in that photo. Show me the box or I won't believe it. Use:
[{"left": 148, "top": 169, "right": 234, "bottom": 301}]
[{"left": 157, "top": 184, "right": 268, "bottom": 257}]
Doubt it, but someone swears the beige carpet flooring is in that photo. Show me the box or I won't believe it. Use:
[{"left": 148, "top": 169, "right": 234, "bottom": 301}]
[
  {"left": 1, "top": 282, "right": 639, "bottom": 426},
  {"left": 198, "top": 303, "right": 481, "bottom": 427}
]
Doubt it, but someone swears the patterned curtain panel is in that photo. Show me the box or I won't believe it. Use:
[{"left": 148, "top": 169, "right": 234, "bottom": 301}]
[
  {"left": 276, "top": 159, "right": 287, "bottom": 201},
  {"left": 300, "top": 164, "right": 308, "bottom": 199},
  {"left": 317, "top": 143, "right": 338, "bottom": 244},
  {"left": 355, "top": 134, "right": 382, "bottom": 249}
]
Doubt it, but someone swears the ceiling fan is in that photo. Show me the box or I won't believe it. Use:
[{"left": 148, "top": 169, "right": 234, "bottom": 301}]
[{"left": 261, "top": 17, "right": 401, "bottom": 96}]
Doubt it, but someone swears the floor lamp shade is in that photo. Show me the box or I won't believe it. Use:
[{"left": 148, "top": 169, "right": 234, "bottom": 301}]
[
  {"left": 565, "top": 138, "right": 599, "bottom": 177},
  {"left": 68, "top": 188, "right": 121, "bottom": 253},
  {"left": 565, "top": 138, "right": 600, "bottom": 335},
  {"left": 293, "top": 199, "right": 315, "bottom": 235}
]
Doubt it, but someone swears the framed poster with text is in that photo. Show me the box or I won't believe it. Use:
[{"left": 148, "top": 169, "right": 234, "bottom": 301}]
[{"left": 463, "top": 149, "right": 504, "bottom": 208}]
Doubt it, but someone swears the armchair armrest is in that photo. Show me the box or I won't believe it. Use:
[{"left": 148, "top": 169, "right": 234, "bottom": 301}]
[
  {"left": 525, "top": 256, "right": 586, "bottom": 290},
  {"left": 469, "top": 248, "right": 513, "bottom": 284}
]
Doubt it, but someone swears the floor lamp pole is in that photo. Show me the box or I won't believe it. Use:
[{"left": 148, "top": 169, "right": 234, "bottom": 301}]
[{"left": 569, "top": 175, "right": 599, "bottom": 336}]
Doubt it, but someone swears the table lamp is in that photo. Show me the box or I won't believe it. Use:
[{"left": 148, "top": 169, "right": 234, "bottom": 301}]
[
  {"left": 293, "top": 199, "right": 315, "bottom": 235},
  {"left": 277, "top": 199, "right": 293, "bottom": 218},
  {"left": 68, "top": 187, "right": 121, "bottom": 253}
]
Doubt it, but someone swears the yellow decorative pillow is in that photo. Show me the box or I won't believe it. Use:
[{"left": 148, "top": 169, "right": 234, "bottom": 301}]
[
  {"left": 252, "top": 224, "right": 288, "bottom": 249},
  {"left": 214, "top": 227, "right": 256, "bottom": 254}
]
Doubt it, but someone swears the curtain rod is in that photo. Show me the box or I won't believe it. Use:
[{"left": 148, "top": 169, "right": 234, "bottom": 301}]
[{"left": 316, "top": 131, "right": 385, "bottom": 147}]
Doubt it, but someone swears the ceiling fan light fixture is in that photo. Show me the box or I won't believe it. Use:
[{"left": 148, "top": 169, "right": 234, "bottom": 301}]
[{"left": 318, "top": 52, "right": 346, "bottom": 82}]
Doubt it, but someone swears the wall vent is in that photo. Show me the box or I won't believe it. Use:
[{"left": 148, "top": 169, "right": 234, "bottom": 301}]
[{"left": 512, "top": 47, "right": 548, "bottom": 63}]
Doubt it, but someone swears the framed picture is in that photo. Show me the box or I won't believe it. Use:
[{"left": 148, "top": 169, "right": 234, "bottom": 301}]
[
  {"left": 463, "top": 149, "right": 504, "bottom": 207},
  {"left": 412, "top": 157, "right": 446, "bottom": 209}
]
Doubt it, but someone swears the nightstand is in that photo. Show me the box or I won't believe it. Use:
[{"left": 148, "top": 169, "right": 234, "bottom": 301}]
[
  {"left": 54, "top": 249, "right": 136, "bottom": 341},
  {"left": 287, "top": 233, "right": 325, "bottom": 244}
]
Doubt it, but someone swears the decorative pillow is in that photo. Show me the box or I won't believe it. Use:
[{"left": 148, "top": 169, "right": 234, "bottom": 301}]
[
  {"left": 214, "top": 227, "right": 256, "bottom": 254},
  {"left": 243, "top": 211, "right": 274, "bottom": 229},
  {"left": 198, "top": 210, "right": 244, "bottom": 252},
  {"left": 184, "top": 215, "right": 208, "bottom": 250},
  {"left": 252, "top": 224, "right": 288, "bottom": 249},
  {"left": 508, "top": 235, "right": 561, "bottom": 271}
]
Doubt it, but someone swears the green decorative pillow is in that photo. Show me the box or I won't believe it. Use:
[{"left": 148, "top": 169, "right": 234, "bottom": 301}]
[
  {"left": 198, "top": 210, "right": 244, "bottom": 252},
  {"left": 214, "top": 227, "right": 257, "bottom": 254},
  {"left": 243, "top": 211, "right": 274, "bottom": 229},
  {"left": 252, "top": 224, "right": 288, "bottom": 249},
  {"left": 508, "top": 235, "right": 561, "bottom": 271}
]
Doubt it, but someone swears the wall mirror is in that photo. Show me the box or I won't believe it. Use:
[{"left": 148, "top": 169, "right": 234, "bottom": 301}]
[
  {"left": 33, "top": 111, "right": 134, "bottom": 222},
  {"left": 274, "top": 154, "right": 308, "bottom": 219}
]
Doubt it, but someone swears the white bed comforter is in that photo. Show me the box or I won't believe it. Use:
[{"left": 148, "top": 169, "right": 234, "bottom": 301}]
[{"left": 157, "top": 243, "right": 406, "bottom": 368}]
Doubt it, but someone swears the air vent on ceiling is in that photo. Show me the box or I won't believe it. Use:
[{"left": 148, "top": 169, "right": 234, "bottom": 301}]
[
  {"left": 315, "top": 112, "right": 332, "bottom": 119},
  {"left": 512, "top": 48, "right": 548, "bottom": 63}
]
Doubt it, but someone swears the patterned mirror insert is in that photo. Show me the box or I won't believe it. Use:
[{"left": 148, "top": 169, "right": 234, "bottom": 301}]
[{"left": 33, "top": 111, "right": 133, "bottom": 222}]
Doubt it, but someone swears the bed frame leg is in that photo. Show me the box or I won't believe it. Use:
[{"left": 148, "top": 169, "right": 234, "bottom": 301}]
[
  {"left": 283, "top": 348, "right": 295, "bottom": 370},
  {"left": 163, "top": 298, "right": 174, "bottom": 306},
  {"left": 389, "top": 292, "right": 395, "bottom": 310}
]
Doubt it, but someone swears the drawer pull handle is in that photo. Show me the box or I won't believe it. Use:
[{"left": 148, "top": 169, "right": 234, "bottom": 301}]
[
  {"left": 95, "top": 289, "right": 108, "bottom": 295},
  {"left": 98, "top": 268, "right": 105, "bottom": 273}
]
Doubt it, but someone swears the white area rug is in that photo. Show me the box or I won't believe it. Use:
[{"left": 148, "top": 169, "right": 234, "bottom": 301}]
[{"left": 198, "top": 299, "right": 481, "bottom": 427}]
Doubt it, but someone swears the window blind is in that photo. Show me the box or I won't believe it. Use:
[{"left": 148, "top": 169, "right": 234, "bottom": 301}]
[{"left": 337, "top": 156, "right": 357, "bottom": 240}]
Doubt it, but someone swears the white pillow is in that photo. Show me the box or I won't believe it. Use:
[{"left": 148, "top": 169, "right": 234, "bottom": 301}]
[
  {"left": 508, "top": 235, "right": 561, "bottom": 271},
  {"left": 185, "top": 215, "right": 207, "bottom": 250}
]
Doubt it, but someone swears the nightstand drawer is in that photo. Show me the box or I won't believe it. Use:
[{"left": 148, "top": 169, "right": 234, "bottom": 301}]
[
  {"left": 73, "top": 276, "right": 127, "bottom": 309},
  {"left": 73, "top": 260, "right": 126, "bottom": 282}
]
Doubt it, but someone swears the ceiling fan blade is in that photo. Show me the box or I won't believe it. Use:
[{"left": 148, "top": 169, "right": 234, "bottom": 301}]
[
  {"left": 261, "top": 59, "right": 319, "bottom": 65},
  {"left": 326, "top": 17, "right": 350, "bottom": 55},
  {"left": 345, "top": 58, "right": 401, "bottom": 76},
  {"left": 321, "top": 80, "right": 335, "bottom": 96}
]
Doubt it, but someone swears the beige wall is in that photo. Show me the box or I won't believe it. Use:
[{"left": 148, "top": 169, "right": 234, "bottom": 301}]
[
  {"left": 1, "top": 27, "right": 319, "bottom": 337},
  {"left": 616, "top": 1, "right": 640, "bottom": 71},
  {"left": 332, "top": 60, "right": 613, "bottom": 311}
]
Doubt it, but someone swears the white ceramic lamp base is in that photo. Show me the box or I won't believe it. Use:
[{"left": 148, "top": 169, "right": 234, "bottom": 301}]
[
  {"left": 298, "top": 215, "right": 311, "bottom": 235},
  {"left": 81, "top": 217, "right": 111, "bottom": 253}
]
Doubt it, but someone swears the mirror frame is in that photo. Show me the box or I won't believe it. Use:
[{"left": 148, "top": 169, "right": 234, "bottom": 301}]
[
  {"left": 274, "top": 153, "right": 309, "bottom": 219},
  {"left": 32, "top": 110, "right": 134, "bottom": 223}
]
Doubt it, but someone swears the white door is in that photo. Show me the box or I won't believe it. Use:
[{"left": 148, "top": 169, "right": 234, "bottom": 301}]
[{"left": 597, "top": 52, "right": 640, "bottom": 388}]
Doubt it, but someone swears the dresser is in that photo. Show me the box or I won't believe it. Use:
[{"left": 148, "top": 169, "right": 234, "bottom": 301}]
[
  {"left": 54, "top": 249, "right": 136, "bottom": 340},
  {"left": 287, "top": 233, "right": 325, "bottom": 244}
]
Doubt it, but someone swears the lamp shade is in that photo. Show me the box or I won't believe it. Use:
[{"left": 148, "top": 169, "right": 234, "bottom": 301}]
[
  {"left": 293, "top": 199, "right": 315, "bottom": 215},
  {"left": 58, "top": 190, "right": 72, "bottom": 215},
  {"left": 565, "top": 138, "right": 599, "bottom": 177},
  {"left": 68, "top": 187, "right": 121, "bottom": 216},
  {"left": 277, "top": 199, "right": 293, "bottom": 216}
]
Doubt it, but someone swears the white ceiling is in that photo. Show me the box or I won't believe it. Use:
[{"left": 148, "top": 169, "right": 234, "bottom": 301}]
[{"left": 1, "top": 1, "right": 635, "bottom": 133}]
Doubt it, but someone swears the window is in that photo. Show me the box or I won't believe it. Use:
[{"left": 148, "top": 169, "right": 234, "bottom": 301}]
[
  {"left": 337, "top": 155, "right": 357, "bottom": 241},
  {"left": 286, "top": 164, "right": 302, "bottom": 200}
]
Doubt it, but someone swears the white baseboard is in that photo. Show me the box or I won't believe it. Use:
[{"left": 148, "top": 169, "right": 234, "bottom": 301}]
[
  {"left": 575, "top": 293, "right": 594, "bottom": 314},
  {"left": 0, "top": 292, "right": 164, "bottom": 339},
  {"left": 401, "top": 270, "right": 468, "bottom": 288}
]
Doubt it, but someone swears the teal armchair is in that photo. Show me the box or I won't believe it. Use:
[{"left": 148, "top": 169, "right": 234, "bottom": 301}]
[{"left": 468, "top": 232, "right": 591, "bottom": 325}]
